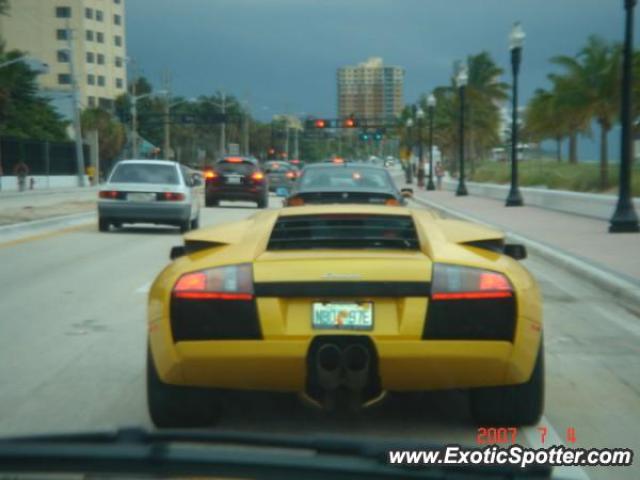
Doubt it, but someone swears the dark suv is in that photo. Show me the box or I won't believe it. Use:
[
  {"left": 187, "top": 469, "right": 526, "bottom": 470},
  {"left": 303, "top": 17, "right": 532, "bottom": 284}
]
[{"left": 204, "top": 157, "right": 269, "bottom": 208}]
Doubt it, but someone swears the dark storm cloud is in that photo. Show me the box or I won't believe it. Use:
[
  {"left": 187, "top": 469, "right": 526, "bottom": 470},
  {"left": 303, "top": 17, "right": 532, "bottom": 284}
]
[{"left": 126, "top": 0, "right": 628, "bottom": 122}]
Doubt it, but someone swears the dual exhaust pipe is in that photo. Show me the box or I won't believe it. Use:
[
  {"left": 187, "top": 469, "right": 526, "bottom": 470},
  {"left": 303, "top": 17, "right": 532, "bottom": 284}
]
[{"left": 315, "top": 343, "right": 370, "bottom": 392}]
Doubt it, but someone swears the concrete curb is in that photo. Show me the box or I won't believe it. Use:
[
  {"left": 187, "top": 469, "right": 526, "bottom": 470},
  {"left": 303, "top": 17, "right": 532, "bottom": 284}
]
[
  {"left": 0, "top": 211, "right": 96, "bottom": 239},
  {"left": 410, "top": 194, "right": 640, "bottom": 316}
]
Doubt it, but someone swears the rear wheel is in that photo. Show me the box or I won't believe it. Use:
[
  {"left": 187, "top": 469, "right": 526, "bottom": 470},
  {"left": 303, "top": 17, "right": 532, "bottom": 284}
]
[
  {"left": 470, "top": 338, "right": 544, "bottom": 426},
  {"left": 205, "top": 196, "right": 218, "bottom": 207},
  {"left": 179, "top": 219, "right": 191, "bottom": 233},
  {"left": 146, "top": 346, "right": 219, "bottom": 428},
  {"left": 190, "top": 216, "right": 200, "bottom": 230},
  {"left": 257, "top": 196, "right": 268, "bottom": 209},
  {"left": 98, "top": 218, "right": 109, "bottom": 232}
]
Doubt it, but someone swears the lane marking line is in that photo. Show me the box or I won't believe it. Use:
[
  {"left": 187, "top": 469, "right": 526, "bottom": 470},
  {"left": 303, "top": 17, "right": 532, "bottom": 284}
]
[{"left": 0, "top": 223, "right": 94, "bottom": 249}]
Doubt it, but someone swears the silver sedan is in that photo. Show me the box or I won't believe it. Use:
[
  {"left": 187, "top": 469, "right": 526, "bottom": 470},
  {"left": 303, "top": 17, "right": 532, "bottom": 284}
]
[{"left": 97, "top": 160, "right": 201, "bottom": 233}]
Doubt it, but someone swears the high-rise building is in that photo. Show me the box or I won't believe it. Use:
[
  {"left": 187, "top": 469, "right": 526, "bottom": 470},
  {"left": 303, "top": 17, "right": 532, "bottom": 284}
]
[
  {"left": 0, "top": 0, "right": 127, "bottom": 111},
  {"left": 337, "top": 57, "right": 404, "bottom": 121}
]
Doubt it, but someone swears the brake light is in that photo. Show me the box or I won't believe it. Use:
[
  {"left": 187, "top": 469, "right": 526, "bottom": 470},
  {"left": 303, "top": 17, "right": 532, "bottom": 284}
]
[
  {"left": 431, "top": 264, "right": 513, "bottom": 301},
  {"left": 226, "top": 157, "right": 243, "bottom": 163},
  {"left": 162, "top": 192, "right": 185, "bottom": 201},
  {"left": 251, "top": 172, "right": 264, "bottom": 181},
  {"left": 99, "top": 190, "right": 119, "bottom": 199},
  {"left": 204, "top": 170, "right": 216, "bottom": 179},
  {"left": 333, "top": 158, "right": 344, "bottom": 164},
  {"left": 286, "top": 171, "right": 296, "bottom": 179},
  {"left": 173, "top": 264, "right": 254, "bottom": 300},
  {"left": 385, "top": 198, "right": 400, "bottom": 206},
  {"left": 286, "top": 196, "right": 304, "bottom": 207}
]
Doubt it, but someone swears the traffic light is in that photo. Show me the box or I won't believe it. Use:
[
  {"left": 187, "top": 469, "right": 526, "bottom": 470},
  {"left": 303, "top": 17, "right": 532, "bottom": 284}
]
[
  {"left": 342, "top": 117, "right": 357, "bottom": 128},
  {"left": 360, "top": 132, "right": 370, "bottom": 141},
  {"left": 314, "top": 119, "right": 327, "bottom": 128},
  {"left": 374, "top": 131, "right": 383, "bottom": 141}
]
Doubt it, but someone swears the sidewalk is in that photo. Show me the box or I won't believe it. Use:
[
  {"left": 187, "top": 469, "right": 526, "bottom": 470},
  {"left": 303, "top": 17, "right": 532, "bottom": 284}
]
[
  {"left": 405, "top": 183, "right": 640, "bottom": 284},
  {"left": 0, "top": 186, "right": 98, "bottom": 226}
]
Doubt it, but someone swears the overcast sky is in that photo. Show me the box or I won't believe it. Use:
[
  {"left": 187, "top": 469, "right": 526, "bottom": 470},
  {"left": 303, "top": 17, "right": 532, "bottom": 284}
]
[{"left": 125, "top": 0, "right": 633, "bottom": 159}]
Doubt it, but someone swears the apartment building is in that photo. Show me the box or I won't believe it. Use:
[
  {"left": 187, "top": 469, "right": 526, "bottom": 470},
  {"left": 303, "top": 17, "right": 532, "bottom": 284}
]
[
  {"left": 337, "top": 57, "right": 404, "bottom": 121},
  {"left": 0, "top": 0, "right": 127, "bottom": 110}
]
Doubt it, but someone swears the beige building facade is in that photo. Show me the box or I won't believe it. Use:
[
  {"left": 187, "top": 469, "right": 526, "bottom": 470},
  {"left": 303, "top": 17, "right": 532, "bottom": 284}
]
[
  {"left": 337, "top": 57, "right": 404, "bottom": 121},
  {"left": 0, "top": 0, "right": 127, "bottom": 110}
]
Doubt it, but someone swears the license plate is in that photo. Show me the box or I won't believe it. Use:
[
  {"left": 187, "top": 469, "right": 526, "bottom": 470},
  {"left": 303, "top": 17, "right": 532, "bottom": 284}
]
[
  {"left": 226, "top": 176, "right": 242, "bottom": 184},
  {"left": 127, "top": 192, "right": 155, "bottom": 202},
  {"left": 312, "top": 302, "right": 373, "bottom": 330}
]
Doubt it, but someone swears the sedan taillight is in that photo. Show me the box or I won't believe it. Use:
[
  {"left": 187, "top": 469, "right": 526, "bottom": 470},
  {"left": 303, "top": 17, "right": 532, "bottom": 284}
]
[
  {"left": 251, "top": 172, "right": 265, "bottom": 181},
  {"left": 99, "top": 190, "right": 121, "bottom": 199},
  {"left": 159, "top": 192, "right": 185, "bottom": 201}
]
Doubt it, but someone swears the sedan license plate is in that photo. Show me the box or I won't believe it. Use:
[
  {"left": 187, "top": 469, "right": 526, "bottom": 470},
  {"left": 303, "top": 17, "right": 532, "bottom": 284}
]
[
  {"left": 226, "top": 175, "right": 242, "bottom": 185},
  {"left": 312, "top": 302, "right": 373, "bottom": 330},
  {"left": 127, "top": 192, "right": 156, "bottom": 202}
]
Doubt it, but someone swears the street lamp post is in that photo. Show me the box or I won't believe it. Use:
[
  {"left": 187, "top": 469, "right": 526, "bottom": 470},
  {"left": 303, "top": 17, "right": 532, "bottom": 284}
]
[
  {"left": 426, "top": 93, "right": 437, "bottom": 191},
  {"left": 609, "top": 0, "right": 639, "bottom": 233},
  {"left": 416, "top": 107, "right": 425, "bottom": 188},
  {"left": 405, "top": 117, "right": 414, "bottom": 184},
  {"left": 131, "top": 90, "right": 167, "bottom": 158},
  {"left": 506, "top": 22, "right": 525, "bottom": 207},
  {"left": 456, "top": 64, "right": 468, "bottom": 196}
]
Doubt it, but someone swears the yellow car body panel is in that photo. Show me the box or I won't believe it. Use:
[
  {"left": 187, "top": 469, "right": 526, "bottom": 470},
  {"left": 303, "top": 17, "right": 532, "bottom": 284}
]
[{"left": 148, "top": 205, "right": 542, "bottom": 393}]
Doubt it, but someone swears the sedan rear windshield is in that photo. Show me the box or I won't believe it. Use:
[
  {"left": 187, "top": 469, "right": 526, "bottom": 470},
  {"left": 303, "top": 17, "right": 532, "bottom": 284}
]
[
  {"left": 300, "top": 167, "right": 393, "bottom": 190},
  {"left": 109, "top": 163, "right": 180, "bottom": 184},
  {"left": 215, "top": 160, "right": 256, "bottom": 175},
  {"left": 265, "top": 163, "right": 293, "bottom": 173}
]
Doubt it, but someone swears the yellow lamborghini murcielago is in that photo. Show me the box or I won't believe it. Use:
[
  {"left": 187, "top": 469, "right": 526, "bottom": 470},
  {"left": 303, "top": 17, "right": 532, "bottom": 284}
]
[{"left": 147, "top": 204, "right": 543, "bottom": 427}]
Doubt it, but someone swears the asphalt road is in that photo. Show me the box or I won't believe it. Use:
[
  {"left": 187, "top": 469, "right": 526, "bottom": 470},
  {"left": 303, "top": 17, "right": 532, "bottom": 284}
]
[{"left": 0, "top": 195, "right": 638, "bottom": 480}]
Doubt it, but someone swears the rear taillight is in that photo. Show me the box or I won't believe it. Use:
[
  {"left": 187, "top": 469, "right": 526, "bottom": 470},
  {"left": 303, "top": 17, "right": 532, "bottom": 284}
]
[
  {"left": 204, "top": 170, "right": 216, "bottom": 179},
  {"left": 385, "top": 198, "right": 400, "bottom": 206},
  {"left": 160, "top": 192, "right": 185, "bottom": 201},
  {"left": 286, "top": 171, "right": 296, "bottom": 179},
  {"left": 286, "top": 196, "right": 304, "bottom": 207},
  {"left": 251, "top": 172, "right": 265, "bottom": 181},
  {"left": 431, "top": 264, "right": 512, "bottom": 301},
  {"left": 173, "top": 264, "right": 254, "bottom": 300},
  {"left": 99, "top": 190, "right": 120, "bottom": 199}
]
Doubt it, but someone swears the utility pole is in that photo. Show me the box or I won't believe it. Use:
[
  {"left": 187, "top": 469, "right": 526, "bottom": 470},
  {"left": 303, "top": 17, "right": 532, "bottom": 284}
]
[
  {"left": 219, "top": 91, "right": 226, "bottom": 160},
  {"left": 130, "top": 60, "right": 138, "bottom": 158},
  {"left": 163, "top": 70, "right": 171, "bottom": 160},
  {"left": 67, "top": 25, "right": 85, "bottom": 186},
  {"left": 284, "top": 119, "right": 290, "bottom": 160},
  {"left": 293, "top": 125, "right": 299, "bottom": 159}
]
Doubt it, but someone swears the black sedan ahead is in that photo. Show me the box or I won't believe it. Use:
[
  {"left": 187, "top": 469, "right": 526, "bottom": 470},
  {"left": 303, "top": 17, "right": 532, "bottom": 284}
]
[
  {"left": 284, "top": 163, "right": 410, "bottom": 207},
  {"left": 204, "top": 156, "right": 269, "bottom": 208}
]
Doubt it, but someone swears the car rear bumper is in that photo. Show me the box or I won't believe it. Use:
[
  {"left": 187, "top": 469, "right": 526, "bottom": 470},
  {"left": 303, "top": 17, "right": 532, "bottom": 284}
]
[
  {"left": 206, "top": 185, "right": 267, "bottom": 200},
  {"left": 98, "top": 201, "right": 191, "bottom": 223},
  {"left": 151, "top": 337, "right": 533, "bottom": 392}
]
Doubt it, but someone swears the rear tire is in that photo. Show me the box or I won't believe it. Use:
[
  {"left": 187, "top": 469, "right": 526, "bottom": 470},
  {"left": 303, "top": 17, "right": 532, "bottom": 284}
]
[
  {"left": 98, "top": 218, "right": 109, "bottom": 232},
  {"left": 190, "top": 216, "right": 200, "bottom": 230},
  {"left": 257, "top": 197, "right": 268, "bottom": 209},
  {"left": 205, "top": 197, "right": 218, "bottom": 207},
  {"left": 470, "top": 338, "right": 544, "bottom": 426},
  {"left": 147, "top": 346, "right": 219, "bottom": 428}
]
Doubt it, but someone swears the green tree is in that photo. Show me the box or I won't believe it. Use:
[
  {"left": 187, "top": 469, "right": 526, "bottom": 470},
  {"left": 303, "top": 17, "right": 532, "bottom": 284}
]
[
  {"left": 81, "top": 108, "right": 126, "bottom": 167},
  {"left": 0, "top": 49, "right": 68, "bottom": 141},
  {"left": 551, "top": 35, "right": 621, "bottom": 188},
  {"left": 0, "top": 0, "right": 9, "bottom": 16},
  {"left": 523, "top": 88, "right": 567, "bottom": 162}
]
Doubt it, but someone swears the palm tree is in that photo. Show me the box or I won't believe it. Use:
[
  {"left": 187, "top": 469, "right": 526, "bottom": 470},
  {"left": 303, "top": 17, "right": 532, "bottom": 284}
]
[
  {"left": 523, "top": 88, "right": 567, "bottom": 161},
  {"left": 551, "top": 36, "right": 621, "bottom": 188}
]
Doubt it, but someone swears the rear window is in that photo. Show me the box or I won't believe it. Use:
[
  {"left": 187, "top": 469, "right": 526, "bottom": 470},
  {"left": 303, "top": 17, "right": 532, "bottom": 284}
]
[
  {"left": 215, "top": 160, "right": 256, "bottom": 175},
  {"left": 265, "top": 163, "right": 293, "bottom": 173},
  {"left": 109, "top": 163, "right": 180, "bottom": 184},
  {"left": 300, "top": 167, "right": 393, "bottom": 189}
]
